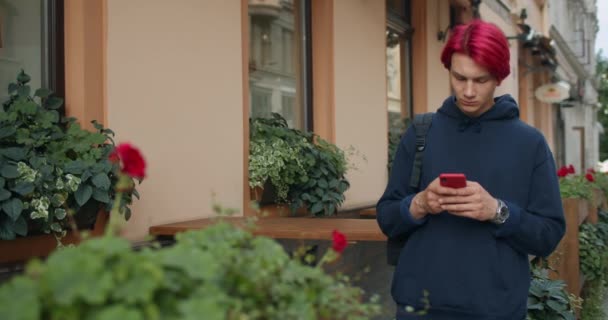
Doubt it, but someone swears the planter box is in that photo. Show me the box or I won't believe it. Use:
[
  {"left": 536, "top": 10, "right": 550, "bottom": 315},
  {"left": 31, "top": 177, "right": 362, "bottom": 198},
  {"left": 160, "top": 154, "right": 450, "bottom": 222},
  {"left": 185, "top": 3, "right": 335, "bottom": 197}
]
[
  {"left": 548, "top": 197, "right": 588, "bottom": 297},
  {"left": 0, "top": 210, "right": 108, "bottom": 265},
  {"left": 249, "top": 185, "right": 311, "bottom": 218}
]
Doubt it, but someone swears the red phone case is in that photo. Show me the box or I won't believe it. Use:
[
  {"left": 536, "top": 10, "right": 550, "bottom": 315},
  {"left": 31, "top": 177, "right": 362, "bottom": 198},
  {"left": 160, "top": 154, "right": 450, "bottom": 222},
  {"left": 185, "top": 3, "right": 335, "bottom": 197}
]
[{"left": 439, "top": 173, "right": 467, "bottom": 188}]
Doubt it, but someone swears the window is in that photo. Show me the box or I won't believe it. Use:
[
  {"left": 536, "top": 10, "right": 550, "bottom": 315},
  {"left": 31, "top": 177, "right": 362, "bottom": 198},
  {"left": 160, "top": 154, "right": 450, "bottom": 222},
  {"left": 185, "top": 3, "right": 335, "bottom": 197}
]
[
  {"left": 386, "top": 0, "right": 412, "bottom": 135},
  {"left": 0, "top": 0, "right": 64, "bottom": 106},
  {"left": 248, "top": 0, "right": 311, "bottom": 130}
]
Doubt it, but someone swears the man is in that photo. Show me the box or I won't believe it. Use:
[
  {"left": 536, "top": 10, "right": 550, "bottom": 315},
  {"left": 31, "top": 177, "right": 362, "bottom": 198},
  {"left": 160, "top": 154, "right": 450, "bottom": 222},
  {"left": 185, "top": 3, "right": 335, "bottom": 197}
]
[{"left": 376, "top": 20, "right": 566, "bottom": 320}]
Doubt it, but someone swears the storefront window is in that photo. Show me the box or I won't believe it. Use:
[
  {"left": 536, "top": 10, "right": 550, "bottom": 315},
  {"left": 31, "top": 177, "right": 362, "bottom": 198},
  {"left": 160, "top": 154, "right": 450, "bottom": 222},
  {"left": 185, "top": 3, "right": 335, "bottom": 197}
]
[
  {"left": 248, "top": 0, "right": 310, "bottom": 129},
  {"left": 386, "top": 0, "right": 412, "bottom": 142},
  {"left": 0, "top": 0, "right": 63, "bottom": 103}
]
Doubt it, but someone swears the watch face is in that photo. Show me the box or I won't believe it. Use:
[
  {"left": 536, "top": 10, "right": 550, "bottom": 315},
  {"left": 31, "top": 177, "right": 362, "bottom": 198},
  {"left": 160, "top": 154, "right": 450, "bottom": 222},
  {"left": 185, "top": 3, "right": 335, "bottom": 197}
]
[{"left": 494, "top": 200, "right": 509, "bottom": 224}]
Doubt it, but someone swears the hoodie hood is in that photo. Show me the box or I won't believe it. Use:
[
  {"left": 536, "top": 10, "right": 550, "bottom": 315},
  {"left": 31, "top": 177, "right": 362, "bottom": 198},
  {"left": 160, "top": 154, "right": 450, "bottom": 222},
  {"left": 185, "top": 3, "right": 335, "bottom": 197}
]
[{"left": 437, "top": 94, "right": 519, "bottom": 133}]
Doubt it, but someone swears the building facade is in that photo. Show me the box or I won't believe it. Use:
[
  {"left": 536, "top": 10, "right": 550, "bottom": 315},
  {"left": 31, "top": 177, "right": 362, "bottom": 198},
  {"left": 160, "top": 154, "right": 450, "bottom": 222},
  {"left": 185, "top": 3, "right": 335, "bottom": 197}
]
[{"left": 0, "top": 0, "right": 600, "bottom": 240}]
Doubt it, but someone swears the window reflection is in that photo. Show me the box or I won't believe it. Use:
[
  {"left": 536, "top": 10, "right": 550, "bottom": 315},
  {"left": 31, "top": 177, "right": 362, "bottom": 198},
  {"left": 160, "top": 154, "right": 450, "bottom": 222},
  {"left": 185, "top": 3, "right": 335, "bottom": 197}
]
[
  {"left": 386, "top": 0, "right": 412, "bottom": 133},
  {"left": 0, "top": 0, "right": 43, "bottom": 102},
  {"left": 249, "top": 0, "right": 307, "bottom": 129}
]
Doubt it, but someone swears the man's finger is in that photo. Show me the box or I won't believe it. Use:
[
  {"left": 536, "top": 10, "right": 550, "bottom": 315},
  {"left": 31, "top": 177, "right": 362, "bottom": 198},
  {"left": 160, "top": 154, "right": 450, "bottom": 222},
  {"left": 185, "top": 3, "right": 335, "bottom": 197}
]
[{"left": 439, "top": 195, "right": 476, "bottom": 204}]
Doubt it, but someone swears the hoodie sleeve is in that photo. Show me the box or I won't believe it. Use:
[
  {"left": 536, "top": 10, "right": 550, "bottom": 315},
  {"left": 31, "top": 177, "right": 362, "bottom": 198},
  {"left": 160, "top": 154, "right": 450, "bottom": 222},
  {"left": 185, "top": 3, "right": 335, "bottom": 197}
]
[
  {"left": 376, "top": 126, "right": 429, "bottom": 240},
  {"left": 492, "top": 141, "right": 566, "bottom": 257}
]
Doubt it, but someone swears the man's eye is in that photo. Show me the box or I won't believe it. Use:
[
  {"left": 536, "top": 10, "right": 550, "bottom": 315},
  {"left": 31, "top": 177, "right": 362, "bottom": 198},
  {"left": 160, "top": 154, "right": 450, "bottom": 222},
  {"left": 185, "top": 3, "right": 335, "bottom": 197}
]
[{"left": 476, "top": 78, "right": 488, "bottom": 83}]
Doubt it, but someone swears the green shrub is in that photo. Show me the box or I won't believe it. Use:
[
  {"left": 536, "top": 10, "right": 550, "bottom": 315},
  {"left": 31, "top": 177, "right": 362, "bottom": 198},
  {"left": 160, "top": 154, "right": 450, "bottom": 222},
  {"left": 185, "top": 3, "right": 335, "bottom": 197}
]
[
  {"left": 249, "top": 114, "right": 351, "bottom": 216},
  {"left": 0, "top": 221, "right": 380, "bottom": 320},
  {"left": 0, "top": 71, "right": 138, "bottom": 240},
  {"left": 527, "top": 267, "right": 578, "bottom": 320}
]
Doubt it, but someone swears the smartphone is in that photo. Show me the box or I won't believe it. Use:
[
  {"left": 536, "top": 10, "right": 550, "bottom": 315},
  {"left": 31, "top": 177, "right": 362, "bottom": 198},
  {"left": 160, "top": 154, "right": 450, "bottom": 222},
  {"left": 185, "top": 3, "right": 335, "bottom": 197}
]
[{"left": 439, "top": 173, "right": 467, "bottom": 188}]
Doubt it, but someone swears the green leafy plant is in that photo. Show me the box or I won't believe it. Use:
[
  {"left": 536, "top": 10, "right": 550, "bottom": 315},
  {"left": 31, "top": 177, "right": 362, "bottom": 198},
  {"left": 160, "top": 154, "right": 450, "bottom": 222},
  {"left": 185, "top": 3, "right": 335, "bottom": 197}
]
[
  {"left": 579, "top": 222, "right": 608, "bottom": 282},
  {"left": 590, "top": 171, "right": 608, "bottom": 203},
  {"left": 580, "top": 280, "right": 606, "bottom": 320},
  {"left": 249, "top": 113, "right": 352, "bottom": 216},
  {"left": 527, "top": 266, "right": 579, "bottom": 320},
  {"left": 0, "top": 71, "right": 139, "bottom": 240},
  {"left": 578, "top": 210, "right": 608, "bottom": 319},
  {"left": 0, "top": 221, "right": 380, "bottom": 320},
  {"left": 288, "top": 138, "right": 350, "bottom": 215},
  {"left": 248, "top": 114, "right": 310, "bottom": 201},
  {"left": 559, "top": 173, "right": 594, "bottom": 200}
]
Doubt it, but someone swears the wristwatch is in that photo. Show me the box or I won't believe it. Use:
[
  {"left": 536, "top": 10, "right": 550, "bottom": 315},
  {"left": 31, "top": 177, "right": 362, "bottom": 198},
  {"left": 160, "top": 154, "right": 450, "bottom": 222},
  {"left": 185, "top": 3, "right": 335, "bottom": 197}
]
[{"left": 491, "top": 199, "right": 510, "bottom": 224}]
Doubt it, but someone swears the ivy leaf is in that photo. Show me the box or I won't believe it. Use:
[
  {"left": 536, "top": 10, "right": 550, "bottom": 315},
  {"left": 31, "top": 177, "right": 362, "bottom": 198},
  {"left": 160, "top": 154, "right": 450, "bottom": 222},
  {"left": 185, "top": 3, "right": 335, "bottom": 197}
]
[
  {"left": 17, "top": 71, "right": 31, "bottom": 84},
  {"left": 92, "top": 173, "right": 111, "bottom": 190},
  {"left": 132, "top": 188, "right": 140, "bottom": 200},
  {"left": 38, "top": 110, "right": 60, "bottom": 124},
  {"left": 12, "top": 182, "right": 35, "bottom": 196},
  {"left": 328, "top": 203, "right": 336, "bottom": 215},
  {"left": 1, "top": 147, "right": 27, "bottom": 161},
  {"left": 75, "top": 185, "right": 93, "bottom": 206},
  {"left": 17, "top": 85, "right": 30, "bottom": 97},
  {"left": 81, "top": 170, "right": 93, "bottom": 182},
  {"left": 13, "top": 216, "right": 28, "bottom": 236},
  {"left": 0, "top": 126, "right": 16, "bottom": 139},
  {"left": 310, "top": 202, "right": 324, "bottom": 214},
  {"left": 93, "top": 188, "right": 110, "bottom": 203},
  {"left": 2, "top": 198, "right": 23, "bottom": 221},
  {"left": 1, "top": 164, "right": 19, "bottom": 179},
  {"left": 34, "top": 88, "right": 52, "bottom": 99},
  {"left": 65, "top": 161, "right": 86, "bottom": 174},
  {"left": 318, "top": 179, "right": 328, "bottom": 189},
  {"left": 0, "top": 214, "right": 16, "bottom": 240},
  {"left": 329, "top": 179, "right": 339, "bottom": 189},
  {"left": 124, "top": 207, "right": 132, "bottom": 220},
  {"left": 338, "top": 181, "right": 350, "bottom": 193},
  {"left": 92, "top": 120, "right": 104, "bottom": 131},
  {"left": 44, "top": 96, "right": 64, "bottom": 110},
  {"left": 546, "top": 299, "right": 566, "bottom": 312},
  {"left": 7, "top": 83, "right": 18, "bottom": 94},
  {"left": 0, "top": 189, "right": 11, "bottom": 201}
]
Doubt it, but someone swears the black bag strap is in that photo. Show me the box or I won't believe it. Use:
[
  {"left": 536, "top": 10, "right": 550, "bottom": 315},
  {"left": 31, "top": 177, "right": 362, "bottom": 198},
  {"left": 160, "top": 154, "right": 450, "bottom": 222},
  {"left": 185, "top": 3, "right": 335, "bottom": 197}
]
[
  {"left": 386, "top": 112, "right": 434, "bottom": 267},
  {"left": 408, "top": 113, "right": 434, "bottom": 189}
]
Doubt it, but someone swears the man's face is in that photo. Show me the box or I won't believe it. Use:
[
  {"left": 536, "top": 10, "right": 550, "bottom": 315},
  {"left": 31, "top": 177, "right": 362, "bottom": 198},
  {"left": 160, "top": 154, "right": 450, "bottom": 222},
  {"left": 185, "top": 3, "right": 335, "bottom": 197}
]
[{"left": 449, "top": 53, "right": 499, "bottom": 118}]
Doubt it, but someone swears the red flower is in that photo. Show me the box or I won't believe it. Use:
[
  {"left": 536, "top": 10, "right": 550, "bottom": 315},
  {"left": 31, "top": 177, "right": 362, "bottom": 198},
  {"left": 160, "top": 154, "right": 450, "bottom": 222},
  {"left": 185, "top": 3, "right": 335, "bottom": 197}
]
[
  {"left": 110, "top": 143, "right": 146, "bottom": 178},
  {"left": 557, "top": 167, "right": 569, "bottom": 178},
  {"left": 586, "top": 173, "right": 595, "bottom": 182},
  {"left": 331, "top": 230, "right": 348, "bottom": 254},
  {"left": 587, "top": 168, "right": 596, "bottom": 174},
  {"left": 567, "top": 165, "right": 575, "bottom": 174}
]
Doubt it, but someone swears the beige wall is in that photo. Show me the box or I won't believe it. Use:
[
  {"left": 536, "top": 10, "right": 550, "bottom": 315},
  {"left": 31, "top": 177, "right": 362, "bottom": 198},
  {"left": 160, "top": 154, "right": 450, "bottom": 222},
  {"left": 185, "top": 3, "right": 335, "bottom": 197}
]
[
  {"left": 423, "top": 2, "right": 521, "bottom": 108},
  {"left": 333, "top": 0, "right": 387, "bottom": 209},
  {"left": 106, "top": 0, "right": 244, "bottom": 240},
  {"left": 425, "top": 0, "right": 451, "bottom": 111},
  {"left": 479, "top": 4, "right": 519, "bottom": 99}
]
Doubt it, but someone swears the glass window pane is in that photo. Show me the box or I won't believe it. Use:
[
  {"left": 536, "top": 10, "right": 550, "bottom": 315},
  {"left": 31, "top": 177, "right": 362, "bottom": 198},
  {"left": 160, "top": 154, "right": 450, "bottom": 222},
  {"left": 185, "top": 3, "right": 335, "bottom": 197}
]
[
  {"left": 249, "top": 0, "right": 306, "bottom": 129},
  {"left": 387, "top": 29, "right": 411, "bottom": 133},
  {"left": 0, "top": 0, "right": 43, "bottom": 102}
]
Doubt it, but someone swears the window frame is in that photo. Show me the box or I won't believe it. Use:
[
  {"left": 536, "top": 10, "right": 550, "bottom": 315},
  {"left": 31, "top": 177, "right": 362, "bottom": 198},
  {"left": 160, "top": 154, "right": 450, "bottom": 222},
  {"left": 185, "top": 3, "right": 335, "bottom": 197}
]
[
  {"left": 386, "top": 0, "right": 413, "bottom": 120},
  {"left": 43, "top": 0, "right": 65, "bottom": 103}
]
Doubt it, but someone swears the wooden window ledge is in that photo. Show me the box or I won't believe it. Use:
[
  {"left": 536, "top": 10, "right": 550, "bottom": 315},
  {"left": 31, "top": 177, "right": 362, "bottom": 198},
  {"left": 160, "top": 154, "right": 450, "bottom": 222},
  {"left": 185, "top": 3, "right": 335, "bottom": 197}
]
[{"left": 149, "top": 217, "right": 386, "bottom": 241}]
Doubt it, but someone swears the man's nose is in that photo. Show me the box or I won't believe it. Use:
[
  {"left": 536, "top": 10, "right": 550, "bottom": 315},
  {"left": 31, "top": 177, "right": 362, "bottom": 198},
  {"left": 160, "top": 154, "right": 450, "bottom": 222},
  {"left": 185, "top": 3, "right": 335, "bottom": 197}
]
[{"left": 464, "top": 81, "right": 475, "bottom": 98}]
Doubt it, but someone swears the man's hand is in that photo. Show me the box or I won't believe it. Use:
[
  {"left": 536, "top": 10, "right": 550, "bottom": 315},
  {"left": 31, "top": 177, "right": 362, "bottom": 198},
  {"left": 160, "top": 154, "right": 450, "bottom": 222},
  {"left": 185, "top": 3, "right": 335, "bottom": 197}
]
[
  {"left": 438, "top": 181, "right": 498, "bottom": 221},
  {"left": 410, "top": 177, "right": 459, "bottom": 220}
]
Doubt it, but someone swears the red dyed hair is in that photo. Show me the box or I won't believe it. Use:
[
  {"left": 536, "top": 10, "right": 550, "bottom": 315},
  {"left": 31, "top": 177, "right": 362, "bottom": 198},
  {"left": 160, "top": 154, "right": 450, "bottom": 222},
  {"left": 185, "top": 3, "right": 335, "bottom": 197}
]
[{"left": 440, "top": 20, "right": 510, "bottom": 83}]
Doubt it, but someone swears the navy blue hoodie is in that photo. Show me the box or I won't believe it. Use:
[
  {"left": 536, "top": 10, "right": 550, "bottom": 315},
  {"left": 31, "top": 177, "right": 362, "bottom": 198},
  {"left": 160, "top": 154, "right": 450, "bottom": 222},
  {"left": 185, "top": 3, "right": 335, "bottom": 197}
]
[{"left": 377, "top": 95, "right": 566, "bottom": 319}]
